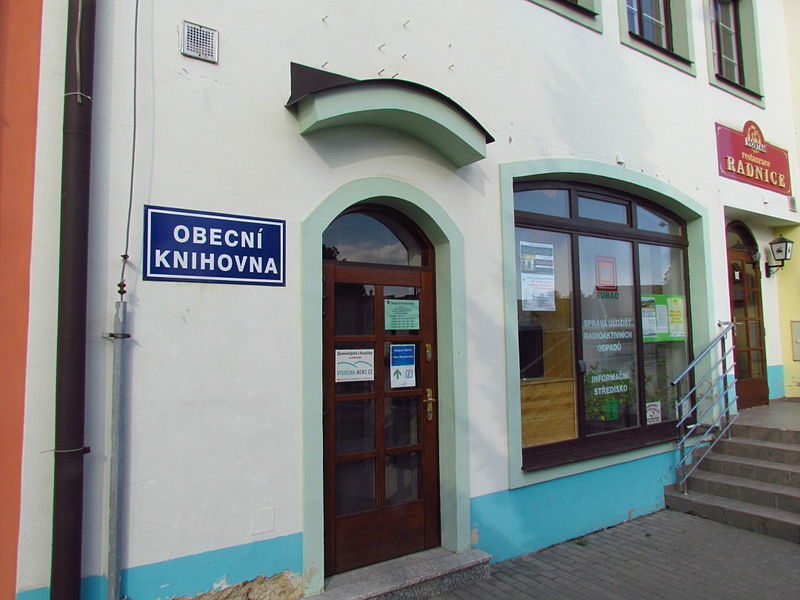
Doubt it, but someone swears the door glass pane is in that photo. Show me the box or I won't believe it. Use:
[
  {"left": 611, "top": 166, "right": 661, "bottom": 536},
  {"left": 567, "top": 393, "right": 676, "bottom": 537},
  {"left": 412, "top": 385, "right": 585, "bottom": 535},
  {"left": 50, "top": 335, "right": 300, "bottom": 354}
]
[
  {"left": 514, "top": 189, "right": 569, "bottom": 218},
  {"left": 748, "top": 321, "right": 762, "bottom": 350},
  {"left": 579, "top": 236, "right": 639, "bottom": 434},
  {"left": 335, "top": 284, "right": 375, "bottom": 335},
  {"left": 384, "top": 286, "right": 420, "bottom": 335},
  {"left": 385, "top": 397, "right": 419, "bottom": 448},
  {"left": 334, "top": 341, "right": 375, "bottom": 394},
  {"left": 746, "top": 291, "right": 760, "bottom": 319},
  {"left": 385, "top": 452, "right": 419, "bottom": 505},
  {"left": 737, "top": 321, "right": 750, "bottom": 348},
  {"left": 335, "top": 459, "right": 375, "bottom": 515},
  {"left": 323, "top": 212, "right": 422, "bottom": 266},
  {"left": 578, "top": 196, "right": 628, "bottom": 224},
  {"left": 335, "top": 400, "right": 375, "bottom": 455},
  {"left": 515, "top": 228, "right": 577, "bottom": 447},
  {"left": 639, "top": 244, "right": 688, "bottom": 423},
  {"left": 736, "top": 351, "right": 750, "bottom": 379},
  {"left": 730, "top": 262, "right": 745, "bottom": 321},
  {"left": 750, "top": 350, "right": 764, "bottom": 378},
  {"left": 744, "top": 261, "right": 758, "bottom": 289}
]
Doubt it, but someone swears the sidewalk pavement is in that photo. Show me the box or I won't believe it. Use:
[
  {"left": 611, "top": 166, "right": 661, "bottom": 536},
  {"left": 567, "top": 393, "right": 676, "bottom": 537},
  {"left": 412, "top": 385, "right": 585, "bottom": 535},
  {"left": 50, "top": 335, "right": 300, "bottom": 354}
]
[{"left": 429, "top": 510, "right": 800, "bottom": 600}]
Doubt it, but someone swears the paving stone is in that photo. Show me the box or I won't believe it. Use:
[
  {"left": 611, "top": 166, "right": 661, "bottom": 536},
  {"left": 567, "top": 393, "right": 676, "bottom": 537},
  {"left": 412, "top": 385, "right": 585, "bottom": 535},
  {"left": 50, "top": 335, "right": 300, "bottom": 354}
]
[{"left": 430, "top": 510, "right": 800, "bottom": 600}]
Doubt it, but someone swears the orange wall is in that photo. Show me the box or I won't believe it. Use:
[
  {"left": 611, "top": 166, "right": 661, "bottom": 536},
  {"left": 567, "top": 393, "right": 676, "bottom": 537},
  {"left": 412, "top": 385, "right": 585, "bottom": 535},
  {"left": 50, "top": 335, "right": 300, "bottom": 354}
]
[{"left": 0, "top": 0, "right": 44, "bottom": 596}]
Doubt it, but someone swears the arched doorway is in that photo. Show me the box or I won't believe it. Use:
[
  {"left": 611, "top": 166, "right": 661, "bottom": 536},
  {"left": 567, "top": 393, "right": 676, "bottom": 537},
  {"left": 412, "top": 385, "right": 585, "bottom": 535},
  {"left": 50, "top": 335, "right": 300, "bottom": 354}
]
[
  {"left": 322, "top": 205, "right": 441, "bottom": 573},
  {"left": 726, "top": 222, "right": 769, "bottom": 409}
]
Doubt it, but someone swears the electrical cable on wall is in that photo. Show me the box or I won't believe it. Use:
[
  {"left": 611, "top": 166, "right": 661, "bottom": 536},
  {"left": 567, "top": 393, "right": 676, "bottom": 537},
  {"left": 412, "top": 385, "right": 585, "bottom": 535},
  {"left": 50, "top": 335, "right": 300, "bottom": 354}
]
[{"left": 117, "top": 0, "right": 140, "bottom": 299}]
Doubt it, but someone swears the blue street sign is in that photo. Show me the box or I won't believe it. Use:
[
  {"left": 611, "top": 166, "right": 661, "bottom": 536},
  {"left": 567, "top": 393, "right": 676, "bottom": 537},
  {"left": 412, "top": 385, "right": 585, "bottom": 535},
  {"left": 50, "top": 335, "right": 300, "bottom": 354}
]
[{"left": 144, "top": 205, "right": 285, "bottom": 286}]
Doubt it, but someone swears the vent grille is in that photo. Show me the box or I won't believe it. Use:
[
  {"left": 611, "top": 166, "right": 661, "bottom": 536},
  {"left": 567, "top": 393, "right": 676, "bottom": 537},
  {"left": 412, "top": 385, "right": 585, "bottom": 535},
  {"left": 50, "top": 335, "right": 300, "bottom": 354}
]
[{"left": 182, "top": 21, "right": 218, "bottom": 63}]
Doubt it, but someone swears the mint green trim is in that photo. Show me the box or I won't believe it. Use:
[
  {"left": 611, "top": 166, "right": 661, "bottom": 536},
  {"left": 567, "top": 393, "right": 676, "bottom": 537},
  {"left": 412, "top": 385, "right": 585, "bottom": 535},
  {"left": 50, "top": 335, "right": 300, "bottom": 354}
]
[
  {"left": 499, "top": 158, "right": 714, "bottom": 489},
  {"left": 525, "top": 0, "right": 603, "bottom": 33},
  {"left": 617, "top": 0, "right": 696, "bottom": 76},
  {"left": 301, "top": 178, "right": 470, "bottom": 594},
  {"left": 702, "top": 0, "right": 764, "bottom": 107},
  {"left": 295, "top": 85, "right": 488, "bottom": 168}
]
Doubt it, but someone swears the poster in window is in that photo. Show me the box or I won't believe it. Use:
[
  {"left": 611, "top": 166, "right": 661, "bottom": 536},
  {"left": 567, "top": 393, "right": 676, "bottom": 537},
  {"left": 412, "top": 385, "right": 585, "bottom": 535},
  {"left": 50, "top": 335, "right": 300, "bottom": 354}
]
[
  {"left": 641, "top": 295, "right": 686, "bottom": 342},
  {"left": 667, "top": 296, "right": 686, "bottom": 338},
  {"left": 646, "top": 401, "right": 662, "bottom": 425},
  {"left": 641, "top": 297, "right": 657, "bottom": 338},
  {"left": 520, "top": 241, "right": 555, "bottom": 311},
  {"left": 595, "top": 256, "right": 617, "bottom": 291}
]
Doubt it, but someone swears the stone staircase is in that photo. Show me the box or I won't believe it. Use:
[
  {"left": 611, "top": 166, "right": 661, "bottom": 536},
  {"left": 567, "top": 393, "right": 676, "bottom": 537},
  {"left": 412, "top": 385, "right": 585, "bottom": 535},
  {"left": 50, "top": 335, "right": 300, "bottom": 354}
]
[{"left": 665, "top": 417, "right": 800, "bottom": 543}]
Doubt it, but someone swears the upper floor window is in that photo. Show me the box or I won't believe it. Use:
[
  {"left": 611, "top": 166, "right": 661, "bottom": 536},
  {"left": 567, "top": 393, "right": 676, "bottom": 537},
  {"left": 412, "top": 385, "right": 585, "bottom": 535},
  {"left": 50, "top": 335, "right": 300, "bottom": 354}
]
[
  {"left": 618, "top": 0, "right": 693, "bottom": 74},
  {"left": 713, "top": 0, "right": 743, "bottom": 86},
  {"left": 706, "top": 0, "right": 762, "bottom": 103},
  {"left": 627, "top": 0, "right": 671, "bottom": 51}
]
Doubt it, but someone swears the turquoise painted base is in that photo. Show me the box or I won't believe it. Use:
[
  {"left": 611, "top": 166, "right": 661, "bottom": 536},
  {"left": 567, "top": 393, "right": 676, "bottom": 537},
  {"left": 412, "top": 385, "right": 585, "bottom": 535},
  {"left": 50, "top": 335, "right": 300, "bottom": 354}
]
[
  {"left": 17, "top": 577, "right": 105, "bottom": 600},
  {"left": 768, "top": 365, "right": 785, "bottom": 400},
  {"left": 17, "top": 533, "right": 302, "bottom": 600},
  {"left": 470, "top": 451, "right": 677, "bottom": 561}
]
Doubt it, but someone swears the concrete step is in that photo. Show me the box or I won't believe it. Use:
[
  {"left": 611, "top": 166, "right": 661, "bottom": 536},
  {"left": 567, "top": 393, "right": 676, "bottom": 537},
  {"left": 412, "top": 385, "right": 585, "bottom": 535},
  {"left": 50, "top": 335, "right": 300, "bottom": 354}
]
[
  {"left": 686, "top": 470, "right": 800, "bottom": 513},
  {"left": 665, "top": 486, "right": 800, "bottom": 544},
  {"left": 712, "top": 437, "right": 800, "bottom": 465},
  {"left": 697, "top": 452, "right": 800, "bottom": 488},
  {"left": 315, "top": 548, "right": 491, "bottom": 600},
  {"left": 732, "top": 422, "right": 800, "bottom": 445}
]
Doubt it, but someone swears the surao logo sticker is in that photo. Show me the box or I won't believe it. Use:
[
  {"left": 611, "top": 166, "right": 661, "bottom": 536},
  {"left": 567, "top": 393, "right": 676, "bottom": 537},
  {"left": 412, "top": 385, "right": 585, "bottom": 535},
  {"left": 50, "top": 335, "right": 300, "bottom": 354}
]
[{"left": 144, "top": 205, "right": 285, "bottom": 286}]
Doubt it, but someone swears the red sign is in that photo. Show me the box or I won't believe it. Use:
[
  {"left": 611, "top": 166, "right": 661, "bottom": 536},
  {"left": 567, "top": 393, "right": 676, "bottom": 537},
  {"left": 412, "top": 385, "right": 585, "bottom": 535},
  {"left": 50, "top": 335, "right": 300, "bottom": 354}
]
[
  {"left": 716, "top": 121, "right": 791, "bottom": 195},
  {"left": 595, "top": 256, "right": 617, "bottom": 291}
]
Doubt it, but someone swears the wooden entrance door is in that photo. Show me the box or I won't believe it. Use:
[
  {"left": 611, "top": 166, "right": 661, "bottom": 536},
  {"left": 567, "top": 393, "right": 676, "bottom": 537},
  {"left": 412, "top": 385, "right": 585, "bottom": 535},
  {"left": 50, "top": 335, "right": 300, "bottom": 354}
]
[
  {"left": 323, "top": 260, "right": 440, "bottom": 574},
  {"left": 727, "top": 224, "right": 769, "bottom": 409}
]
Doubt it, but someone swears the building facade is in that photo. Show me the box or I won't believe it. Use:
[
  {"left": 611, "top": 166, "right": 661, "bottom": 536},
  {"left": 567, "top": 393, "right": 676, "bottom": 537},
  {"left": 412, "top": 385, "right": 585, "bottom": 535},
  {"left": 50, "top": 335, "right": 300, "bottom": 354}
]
[{"left": 6, "top": 1, "right": 800, "bottom": 598}]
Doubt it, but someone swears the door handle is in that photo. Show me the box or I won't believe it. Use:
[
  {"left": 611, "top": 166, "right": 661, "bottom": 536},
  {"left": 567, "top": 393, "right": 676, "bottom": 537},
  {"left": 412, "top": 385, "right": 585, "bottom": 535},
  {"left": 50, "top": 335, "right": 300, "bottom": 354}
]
[
  {"left": 577, "top": 360, "right": 586, "bottom": 374},
  {"left": 423, "top": 388, "right": 437, "bottom": 421}
]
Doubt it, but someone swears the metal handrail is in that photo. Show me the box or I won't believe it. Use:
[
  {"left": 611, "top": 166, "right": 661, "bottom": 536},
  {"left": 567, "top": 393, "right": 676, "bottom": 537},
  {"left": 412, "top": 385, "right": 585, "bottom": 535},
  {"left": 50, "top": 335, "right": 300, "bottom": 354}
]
[
  {"left": 671, "top": 322, "right": 735, "bottom": 386},
  {"left": 670, "top": 321, "right": 738, "bottom": 493}
]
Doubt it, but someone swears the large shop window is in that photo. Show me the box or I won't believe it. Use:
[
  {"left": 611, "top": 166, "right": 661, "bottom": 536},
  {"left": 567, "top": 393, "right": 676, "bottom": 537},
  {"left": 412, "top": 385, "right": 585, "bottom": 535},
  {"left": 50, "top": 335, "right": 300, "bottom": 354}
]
[{"left": 515, "top": 183, "right": 691, "bottom": 470}]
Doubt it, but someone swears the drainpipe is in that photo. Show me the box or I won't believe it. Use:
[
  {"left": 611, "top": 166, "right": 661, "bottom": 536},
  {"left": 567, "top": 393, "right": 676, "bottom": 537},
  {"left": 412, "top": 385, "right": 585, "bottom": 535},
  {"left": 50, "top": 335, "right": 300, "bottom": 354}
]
[{"left": 51, "top": 1, "right": 97, "bottom": 599}]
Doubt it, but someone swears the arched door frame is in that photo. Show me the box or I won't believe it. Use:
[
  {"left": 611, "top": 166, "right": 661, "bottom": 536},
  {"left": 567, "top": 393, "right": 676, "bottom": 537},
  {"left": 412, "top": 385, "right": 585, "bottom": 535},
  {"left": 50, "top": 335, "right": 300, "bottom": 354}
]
[
  {"left": 300, "top": 177, "right": 469, "bottom": 594},
  {"left": 725, "top": 221, "right": 769, "bottom": 409}
]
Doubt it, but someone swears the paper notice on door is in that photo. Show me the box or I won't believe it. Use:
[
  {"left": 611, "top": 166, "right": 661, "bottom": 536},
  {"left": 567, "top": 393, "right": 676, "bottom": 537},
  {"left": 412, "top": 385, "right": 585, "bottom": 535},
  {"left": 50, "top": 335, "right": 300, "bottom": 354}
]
[
  {"left": 520, "top": 241, "right": 556, "bottom": 311},
  {"left": 385, "top": 299, "right": 420, "bottom": 330},
  {"left": 389, "top": 344, "right": 416, "bottom": 388},
  {"left": 335, "top": 349, "right": 375, "bottom": 382}
]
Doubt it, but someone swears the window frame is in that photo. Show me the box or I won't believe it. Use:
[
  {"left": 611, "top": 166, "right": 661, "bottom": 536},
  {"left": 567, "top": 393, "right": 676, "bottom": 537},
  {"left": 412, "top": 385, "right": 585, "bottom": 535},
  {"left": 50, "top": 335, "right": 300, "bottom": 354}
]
[
  {"left": 706, "top": 0, "right": 763, "bottom": 104},
  {"left": 526, "top": 0, "right": 603, "bottom": 32},
  {"left": 627, "top": 0, "right": 673, "bottom": 53},
  {"left": 618, "top": 0, "right": 695, "bottom": 75},
  {"left": 713, "top": 0, "right": 745, "bottom": 87},
  {"left": 513, "top": 181, "right": 692, "bottom": 472}
]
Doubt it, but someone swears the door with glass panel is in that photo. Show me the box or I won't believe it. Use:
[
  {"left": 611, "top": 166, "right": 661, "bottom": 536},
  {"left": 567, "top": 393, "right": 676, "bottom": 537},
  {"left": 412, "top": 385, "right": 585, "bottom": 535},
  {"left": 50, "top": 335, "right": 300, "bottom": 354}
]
[
  {"left": 726, "top": 223, "right": 768, "bottom": 409},
  {"left": 322, "top": 209, "right": 439, "bottom": 574}
]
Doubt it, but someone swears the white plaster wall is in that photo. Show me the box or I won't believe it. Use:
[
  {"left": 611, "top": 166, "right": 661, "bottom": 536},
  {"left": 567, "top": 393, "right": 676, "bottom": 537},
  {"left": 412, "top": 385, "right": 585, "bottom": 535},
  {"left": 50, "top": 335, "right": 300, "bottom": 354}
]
[
  {"left": 16, "top": 0, "right": 67, "bottom": 591},
  {"left": 17, "top": 0, "right": 800, "bottom": 588}
]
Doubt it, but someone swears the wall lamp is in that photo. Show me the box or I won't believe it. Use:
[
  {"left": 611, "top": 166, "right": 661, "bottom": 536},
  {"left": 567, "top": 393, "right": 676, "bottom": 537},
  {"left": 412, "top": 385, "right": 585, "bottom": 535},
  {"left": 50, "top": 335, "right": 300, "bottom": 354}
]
[{"left": 765, "top": 235, "right": 794, "bottom": 278}]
